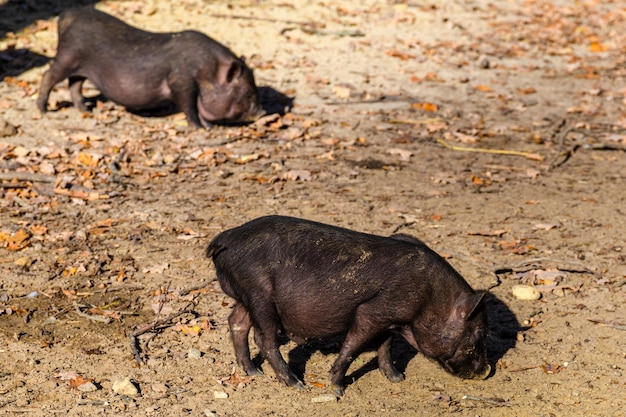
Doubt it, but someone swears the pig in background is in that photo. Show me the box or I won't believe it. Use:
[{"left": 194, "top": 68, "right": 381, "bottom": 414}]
[
  {"left": 37, "top": 8, "right": 262, "bottom": 128},
  {"left": 206, "top": 215, "right": 492, "bottom": 396}
]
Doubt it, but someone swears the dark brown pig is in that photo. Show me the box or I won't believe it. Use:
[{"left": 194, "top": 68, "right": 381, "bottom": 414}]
[
  {"left": 206, "top": 215, "right": 491, "bottom": 396},
  {"left": 37, "top": 8, "right": 262, "bottom": 128}
]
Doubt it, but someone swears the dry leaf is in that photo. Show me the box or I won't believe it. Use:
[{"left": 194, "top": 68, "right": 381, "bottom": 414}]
[
  {"left": 589, "top": 43, "right": 608, "bottom": 52},
  {"left": 280, "top": 170, "right": 312, "bottom": 181},
  {"left": 0, "top": 229, "right": 31, "bottom": 251},
  {"left": 467, "top": 229, "right": 507, "bottom": 237},
  {"left": 55, "top": 371, "right": 80, "bottom": 381},
  {"left": 385, "top": 49, "right": 415, "bottom": 60},
  {"left": 387, "top": 148, "right": 413, "bottom": 161},
  {"left": 475, "top": 84, "right": 493, "bottom": 92},
  {"left": 540, "top": 363, "right": 562, "bottom": 374},
  {"left": 332, "top": 85, "right": 352, "bottom": 99},
  {"left": 142, "top": 263, "right": 169, "bottom": 274},
  {"left": 221, "top": 367, "right": 254, "bottom": 387},
  {"left": 411, "top": 102, "right": 438, "bottom": 112},
  {"left": 532, "top": 223, "right": 558, "bottom": 231}
]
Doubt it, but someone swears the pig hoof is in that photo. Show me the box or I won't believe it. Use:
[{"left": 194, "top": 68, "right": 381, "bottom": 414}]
[
  {"left": 245, "top": 367, "right": 264, "bottom": 376},
  {"left": 382, "top": 370, "right": 405, "bottom": 383},
  {"left": 331, "top": 384, "right": 345, "bottom": 397},
  {"left": 285, "top": 378, "right": 305, "bottom": 390}
]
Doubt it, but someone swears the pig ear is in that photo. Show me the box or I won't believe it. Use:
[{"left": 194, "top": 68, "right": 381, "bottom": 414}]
[
  {"left": 453, "top": 290, "right": 487, "bottom": 321},
  {"left": 218, "top": 61, "right": 242, "bottom": 85}
]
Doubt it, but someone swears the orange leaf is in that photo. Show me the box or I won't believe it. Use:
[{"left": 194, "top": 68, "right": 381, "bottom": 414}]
[
  {"left": 475, "top": 84, "right": 492, "bottom": 92},
  {"left": 2, "top": 229, "right": 31, "bottom": 251},
  {"left": 69, "top": 375, "right": 94, "bottom": 389},
  {"left": 77, "top": 152, "right": 100, "bottom": 168},
  {"left": 411, "top": 102, "right": 438, "bottom": 112},
  {"left": 516, "top": 87, "right": 536, "bottom": 95},
  {"left": 94, "top": 218, "right": 114, "bottom": 228},
  {"left": 30, "top": 225, "right": 48, "bottom": 236},
  {"left": 540, "top": 363, "right": 562, "bottom": 374},
  {"left": 62, "top": 288, "right": 77, "bottom": 299},
  {"left": 386, "top": 49, "right": 415, "bottom": 60},
  {"left": 589, "top": 43, "right": 608, "bottom": 53},
  {"left": 471, "top": 175, "right": 485, "bottom": 185},
  {"left": 180, "top": 325, "right": 202, "bottom": 336}
]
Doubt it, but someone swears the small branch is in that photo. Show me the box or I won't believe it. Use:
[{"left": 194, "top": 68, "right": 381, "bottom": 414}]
[
  {"left": 73, "top": 303, "right": 111, "bottom": 324},
  {"left": 493, "top": 257, "right": 596, "bottom": 275},
  {"left": 0, "top": 172, "right": 56, "bottom": 183},
  {"left": 179, "top": 281, "right": 211, "bottom": 297},
  {"left": 436, "top": 138, "right": 544, "bottom": 161},
  {"left": 461, "top": 395, "right": 511, "bottom": 407},
  {"left": 548, "top": 118, "right": 572, "bottom": 171},
  {"left": 209, "top": 13, "right": 312, "bottom": 26},
  {"left": 129, "top": 307, "right": 196, "bottom": 365},
  {"left": 587, "top": 318, "right": 626, "bottom": 331},
  {"left": 507, "top": 365, "right": 539, "bottom": 373}
]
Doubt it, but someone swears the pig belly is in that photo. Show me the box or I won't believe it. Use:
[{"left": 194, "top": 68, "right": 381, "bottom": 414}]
[
  {"left": 271, "top": 276, "right": 380, "bottom": 339},
  {"left": 274, "top": 296, "right": 355, "bottom": 339},
  {"left": 84, "top": 69, "right": 173, "bottom": 109}
]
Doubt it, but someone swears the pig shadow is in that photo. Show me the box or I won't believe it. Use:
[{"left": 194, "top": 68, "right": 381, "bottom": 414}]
[
  {"left": 69, "top": 85, "right": 294, "bottom": 125},
  {"left": 258, "top": 86, "right": 294, "bottom": 116},
  {"left": 0, "top": 0, "right": 99, "bottom": 39},
  {"left": 255, "top": 293, "right": 522, "bottom": 389},
  {"left": 0, "top": 48, "right": 50, "bottom": 79},
  {"left": 0, "top": 0, "right": 99, "bottom": 78}
]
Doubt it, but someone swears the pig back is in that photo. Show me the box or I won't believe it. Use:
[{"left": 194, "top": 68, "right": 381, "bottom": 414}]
[{"left": 207, "top": 216, "right": 472, "bottom": 337}]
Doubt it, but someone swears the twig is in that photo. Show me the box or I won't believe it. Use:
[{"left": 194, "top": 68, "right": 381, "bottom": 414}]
[
  {"left": 388, "top": 117, "right": 444, "bottom": 125},
  {"left": 582, "top": 142, "right": 626, "bottom": 152},
  {"left": 77, "top": 400, "right": 110, "bottom": 407},
  {"left": 587, "top": 318, "right": 626, "bottom": 331},
  {"left": 494, "top": 257, "right": 596, "bottom": 275},
  {"left": 461, "top": 395, "right": 511, "bottom": 407},
  {"left": 129, "top": 307, "right": 196, "bottom": 365},
  {"left": 0, "top": 183, "right": 28, "bottom": 188},
  {"left": 0, "top": 172, "right": 56, "bottom": 183},
  {"left": 73, "top": 302, "right": 111, "bottom": 324},
  {"left": 391, "top": 221, "right": 416, "bottom": 234},
  {"left": 326, "top": 96, "right": 414, "bottom": 107},
  {"left": 436, "top": 138, "right": 544, "bottom": 161},
  {"left": 179, "top": 281, "right": 211, "bottom": 297},
  {"left": 507, "top": 365, "right": 539, "bottom": 372},
  {"left": 547, "top": 119, "right": 571, "bottom": 171},
  {"left": 209, "top": 13, "right": 311, "bottom": 26}
]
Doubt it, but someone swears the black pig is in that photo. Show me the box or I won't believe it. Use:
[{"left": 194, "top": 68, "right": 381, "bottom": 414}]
[
  {"left": 206, "top": 215, "right": 491, "bottom": 395},
  {"left": 37, "top": 8, "right": 261, "bottom": 128}
]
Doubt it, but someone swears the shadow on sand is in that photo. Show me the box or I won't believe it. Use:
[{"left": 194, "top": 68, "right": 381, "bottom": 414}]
[{"left": 0, "top": 1, "right": 98, "bottom": 79}]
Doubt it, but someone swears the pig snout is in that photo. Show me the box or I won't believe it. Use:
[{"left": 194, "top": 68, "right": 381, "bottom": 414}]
[
  {"left": 196, "top": 60, "right": 262, "bottom": 125},
  {"left": 196, "top": 92, "right": 262, "bottom": 124}
]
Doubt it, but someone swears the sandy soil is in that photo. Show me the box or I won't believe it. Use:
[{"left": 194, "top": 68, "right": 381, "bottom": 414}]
[{"left": 1, "top": 0, "right": 625, "bottom": 415}]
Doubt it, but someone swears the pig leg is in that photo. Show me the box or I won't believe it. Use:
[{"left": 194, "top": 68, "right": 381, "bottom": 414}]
[
  {"left": 228, "top": 303, "right": 263, "bottom": 376},
  {"left": 68, "top": 76, "right": 88, "bottom": 112},
  {"left": 170, "top": 80, "right": 204, "bottom": 128},
  {"left": 329, "top": 307, "right": 389, "bottom": 396},
  {"left": 249, "top": 308, "right": 304, "bottom": 389},
  {"left": 37, "top": 64, "right": 76, "bottom": 112},
  {"left": 37, "top": 52, "right": 82, "bottom": 113},
  {"left": 377, "top": 336, "right": 405, "bottom": 383}
]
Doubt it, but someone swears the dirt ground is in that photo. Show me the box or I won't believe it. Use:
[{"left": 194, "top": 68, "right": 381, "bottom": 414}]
[{"left": 1, "top": 0, "right": 625, "bottom": 415}]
